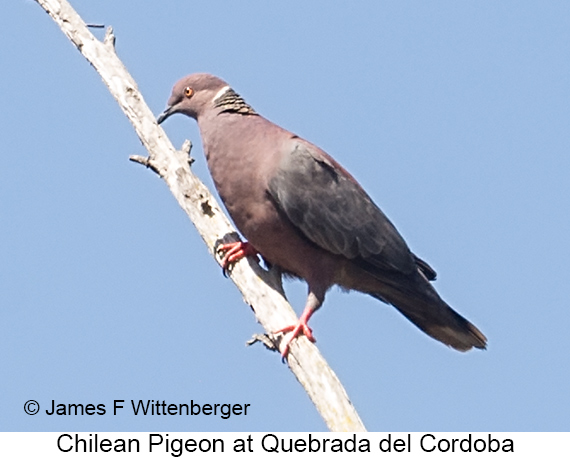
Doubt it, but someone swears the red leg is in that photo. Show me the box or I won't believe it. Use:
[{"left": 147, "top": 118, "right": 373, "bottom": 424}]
[
  {"left": 274, "top": 306, "right": 317, "bottom": 359},
  {"left": 217, "top": 241, "right": 258, "bottom": 273}
]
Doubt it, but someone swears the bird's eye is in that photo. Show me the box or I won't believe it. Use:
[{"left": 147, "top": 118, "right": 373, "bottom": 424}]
[{"left": 184, "top": 87, "right": 194, "bottom": 98}]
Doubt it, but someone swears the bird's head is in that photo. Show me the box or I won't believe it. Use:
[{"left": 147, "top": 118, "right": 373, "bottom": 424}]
[{"left": 157, "top": 73, "right": 230, "bottom": 123}]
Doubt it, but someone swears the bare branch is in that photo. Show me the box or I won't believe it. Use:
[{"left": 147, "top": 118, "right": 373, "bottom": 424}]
[{"left": 35, "top": 0, "right": 366, "bottom": 432}]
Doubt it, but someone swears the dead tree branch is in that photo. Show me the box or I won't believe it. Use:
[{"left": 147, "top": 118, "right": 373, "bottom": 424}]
[{"left": 34, "top": 0, "right": 366, "bottom": 432}]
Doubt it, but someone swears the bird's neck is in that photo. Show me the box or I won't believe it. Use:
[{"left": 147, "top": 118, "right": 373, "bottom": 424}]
[{"left": 213, "top": 88, "right": 258, "bottom": 116}]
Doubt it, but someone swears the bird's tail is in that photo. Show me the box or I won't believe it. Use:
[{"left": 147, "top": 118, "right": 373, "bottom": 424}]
[{"left": 370, "top": 283, "right": 487, "bottom": 352}]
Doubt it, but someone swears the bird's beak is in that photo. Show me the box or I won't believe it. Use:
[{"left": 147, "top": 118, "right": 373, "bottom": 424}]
[{"left": 157, "top": 105, "right": 175, "bottom": 124}]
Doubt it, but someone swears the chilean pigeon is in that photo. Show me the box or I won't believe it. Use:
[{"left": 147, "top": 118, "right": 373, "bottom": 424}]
[{"left": 157, "top": 73, "right": 487, "bottom": 357}]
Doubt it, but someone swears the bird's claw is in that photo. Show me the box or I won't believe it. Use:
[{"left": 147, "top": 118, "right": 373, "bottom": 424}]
[
  {"left": 275, "top": 321, "right": 316, "bottom": 361},
  {"left": 216, "top": 241, "right": 258, "bottom": 276}
]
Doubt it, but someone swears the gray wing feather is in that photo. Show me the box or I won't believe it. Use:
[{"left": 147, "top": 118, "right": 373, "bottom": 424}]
[{"left": 268, "top": 143, "right": 416, "bottom": 275}]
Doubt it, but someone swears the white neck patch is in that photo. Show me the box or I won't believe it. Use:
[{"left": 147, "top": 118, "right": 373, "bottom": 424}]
[{"left": 212, "top": 85, "right": 231, "bottom": 103}]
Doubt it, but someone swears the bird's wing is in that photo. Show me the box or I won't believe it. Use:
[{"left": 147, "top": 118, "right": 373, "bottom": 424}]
[{"left": 268, "top": 142, "right": 417, "bottom": 275}]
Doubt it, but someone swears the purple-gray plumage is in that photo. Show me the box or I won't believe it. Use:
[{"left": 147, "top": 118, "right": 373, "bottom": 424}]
[{"left": 158, "top": 73, "right": 487, "bottom": 357}]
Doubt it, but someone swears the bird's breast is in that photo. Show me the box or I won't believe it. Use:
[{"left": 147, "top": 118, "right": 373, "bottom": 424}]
[{"left": 199, "top": 115, "right": 343, "bottom": 286}]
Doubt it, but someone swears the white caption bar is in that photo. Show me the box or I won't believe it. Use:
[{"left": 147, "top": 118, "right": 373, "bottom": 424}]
[{"left": 0, "top": 432, "right": 568, "bottom": 456}]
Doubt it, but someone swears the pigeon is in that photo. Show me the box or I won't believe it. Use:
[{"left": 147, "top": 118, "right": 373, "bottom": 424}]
[{"left": 157, "top": 73, "right": 487, "bottom": 357}]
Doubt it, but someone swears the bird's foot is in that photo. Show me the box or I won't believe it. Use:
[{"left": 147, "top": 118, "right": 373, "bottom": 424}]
[
  {"left": 274, "top": 313, "right": 316, "bottom": 360},
  {"left": 217, "top": 241, "right": 258, "bottom": 276}
]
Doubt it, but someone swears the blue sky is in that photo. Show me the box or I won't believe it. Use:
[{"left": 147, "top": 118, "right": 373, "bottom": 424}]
[{"left": 1, "top": 0, "right": 569, "bottom": 432}]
